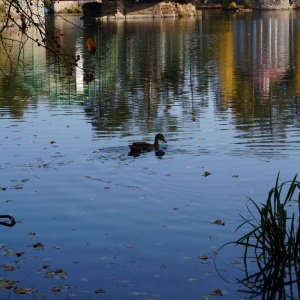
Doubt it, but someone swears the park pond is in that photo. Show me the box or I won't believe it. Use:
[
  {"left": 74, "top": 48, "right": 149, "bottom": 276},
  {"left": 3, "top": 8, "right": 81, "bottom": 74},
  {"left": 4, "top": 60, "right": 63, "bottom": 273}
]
[{"left": 1, "top": 9, "right": 300, "bottom": 299}]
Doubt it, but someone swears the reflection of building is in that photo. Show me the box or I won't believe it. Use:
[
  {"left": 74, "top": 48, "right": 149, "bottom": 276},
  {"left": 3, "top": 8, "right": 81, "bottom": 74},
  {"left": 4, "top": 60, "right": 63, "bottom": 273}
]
[
  {"left": 219, "top": 21, "right": 235, "bottom": 107},
  {"left": 235, "top": 12, "right": 290, "bottom": 100}
]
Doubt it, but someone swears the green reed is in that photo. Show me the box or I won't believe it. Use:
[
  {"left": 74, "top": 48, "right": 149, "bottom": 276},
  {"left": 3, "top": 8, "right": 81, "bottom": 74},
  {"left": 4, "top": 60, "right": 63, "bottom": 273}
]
[
  {"left": 216, "top": 174, "right": 300, "bottom": 298},
  {"left": 235, "top": 174, "right": 300, "bottom": 270}
]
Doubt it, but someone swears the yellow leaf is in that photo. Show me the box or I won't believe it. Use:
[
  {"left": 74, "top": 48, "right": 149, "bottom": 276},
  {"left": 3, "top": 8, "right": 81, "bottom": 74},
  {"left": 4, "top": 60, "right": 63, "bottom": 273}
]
[
  {"left": 32, "top": 242, "right": 44, "bottom": 248},
  {"left": 210, "top": 289, "right": 223, "bottom": 296},
  {"left": 15, "top": 288, "right": 26, "bottom": 294},
  {"left": 212, "top": 220, "right": 225, "bottom": 226},
  {"left": 86, "top": 37, "right": 96, "bottom": 54}
]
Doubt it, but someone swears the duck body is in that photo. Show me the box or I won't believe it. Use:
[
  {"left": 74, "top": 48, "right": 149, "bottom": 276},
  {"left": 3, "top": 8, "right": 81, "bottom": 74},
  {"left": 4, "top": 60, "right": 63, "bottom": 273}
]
[{"left": 129, "top": 133, "right": 167, "bottom": 153}]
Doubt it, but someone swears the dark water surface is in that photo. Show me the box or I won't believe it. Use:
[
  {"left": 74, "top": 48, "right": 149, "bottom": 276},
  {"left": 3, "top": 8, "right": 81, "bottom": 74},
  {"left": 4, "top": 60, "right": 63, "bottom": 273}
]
[{"left": 1, "top": 10, "right": 300, "bottom": 299}]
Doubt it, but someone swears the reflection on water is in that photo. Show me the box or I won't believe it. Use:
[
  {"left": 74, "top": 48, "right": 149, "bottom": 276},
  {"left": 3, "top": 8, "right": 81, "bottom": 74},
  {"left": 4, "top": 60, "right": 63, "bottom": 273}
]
[
  {"left": 1, "top": 12, "right": 300, "bottom": 147},
  {"left": 1, "top": 10, "right": 300, "bottom": 300}
]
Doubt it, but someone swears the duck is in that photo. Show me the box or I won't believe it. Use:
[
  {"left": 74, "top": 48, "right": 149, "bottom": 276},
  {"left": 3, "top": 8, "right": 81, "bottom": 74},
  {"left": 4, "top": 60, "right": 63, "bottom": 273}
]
[{"left": 129, "top": 133, "right": 167, "bottom": 153}]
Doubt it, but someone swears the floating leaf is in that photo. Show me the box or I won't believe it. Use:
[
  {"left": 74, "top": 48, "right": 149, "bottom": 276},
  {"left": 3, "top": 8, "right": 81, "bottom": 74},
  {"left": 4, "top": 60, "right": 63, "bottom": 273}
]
[
  {"left": 210, "top": 289, "right": 223, "bottom": 296},
  {"left": 5, "top": 265, "right": 19, "bottom": 271},
  {"left": 5, "top": 248, "right": 15, "bottom": 255},
  {"left": 15, "top": 287, "right": 26, "bottom": 294},
  {"left": 209, "top": 220, "right": 225, "bottom": 226},
  {"left": 45, "top": 271, "right": 54, "bottom": 278},
  {"left": 32, "top": 242, "right": 44, "bottom": 249},
  {"left": 198, "top": 255, "right": 209, "bottom": 260},
  {"left": 95, "top": 288, "right": 105, "bottom": 293},
  {"left": 203, "top": 171, "right": 211, "bottom": 177},
  {"left": 86, "top": 37, "right": 96, "bottom": 54}
]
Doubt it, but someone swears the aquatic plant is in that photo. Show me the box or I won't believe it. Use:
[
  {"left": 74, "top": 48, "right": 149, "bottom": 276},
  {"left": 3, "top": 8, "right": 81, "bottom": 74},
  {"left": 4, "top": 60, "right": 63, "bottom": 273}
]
[
  {"left": 224, "top": 174, "right": 300, "bottom": 298},
  {"left": 236, "top": 174, "right": 300, "bottom": 268}
]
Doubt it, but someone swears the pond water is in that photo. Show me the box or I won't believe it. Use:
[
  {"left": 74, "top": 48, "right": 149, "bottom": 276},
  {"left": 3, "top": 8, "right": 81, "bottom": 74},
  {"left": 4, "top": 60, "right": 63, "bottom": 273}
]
[{"left": 1, "top": 9, "right": 300, "bottom": 299}]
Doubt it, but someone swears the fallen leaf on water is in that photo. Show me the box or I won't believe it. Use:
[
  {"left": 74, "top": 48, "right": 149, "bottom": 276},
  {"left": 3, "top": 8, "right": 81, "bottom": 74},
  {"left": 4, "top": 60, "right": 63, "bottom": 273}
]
[
  {"left": 95, "top": 288, "right": 105, "bottom": 293},
  {"left": 5, "top": 265, "right": 19, "bottom": 271},
  {"left": 0, "top": 278, "right": 16, "bottom": 290},
  {"left": 203, "top": 171, "right": 211, "bottom": 177},
  {"left": 32, "top": 242, "right": 44, "bottom": 249},
  {"left": 45, "top": 271, "right": 54, "bottom": 278},
  {"left": 209, "top": 220, "right": 225, "bottom": 226},
  {"left": 14, "top": 288, "right": 26, "bottom": 294},
  {"left": 5, "top": 248, "right": 14, "bottom": 255},
  {"left": 50, "top": 286, "right": 60, "bottom": 292},
  {"left": 210, "top": 289, "right": 223, "bottom": 296},
  {"left": 197, "top": 255, "right": 209, "bottom": 260},
  {"left": 86, "top": 37, "right": 97, "bottom": 54}
]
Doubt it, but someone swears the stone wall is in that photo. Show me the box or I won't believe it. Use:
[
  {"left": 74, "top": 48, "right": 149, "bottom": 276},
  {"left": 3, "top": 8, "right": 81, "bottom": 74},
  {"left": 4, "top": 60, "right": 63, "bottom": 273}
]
[
  {"left": 253, "top": 0, "right": 292, "bottom": 9},
  {"left": 82, "top": 0, "right": 200, "bottom": 19}
]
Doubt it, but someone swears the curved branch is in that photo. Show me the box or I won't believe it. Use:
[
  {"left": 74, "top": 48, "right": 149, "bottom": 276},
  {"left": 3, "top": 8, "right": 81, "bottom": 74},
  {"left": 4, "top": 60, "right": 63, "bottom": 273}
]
[{"left": 0, "top": 215, "right": 16, "bottom": 227}]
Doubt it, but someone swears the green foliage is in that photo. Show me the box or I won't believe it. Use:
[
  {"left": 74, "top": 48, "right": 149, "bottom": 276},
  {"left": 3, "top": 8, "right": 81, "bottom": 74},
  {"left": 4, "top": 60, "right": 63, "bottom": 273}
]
[
  {"left": 221, "top": 0, "right": 238, "bottom": 9},
  {"left": 229, "top": 1, "right": 237, "bottom": 9},
  {"left": 236, "top": 174, "right": 300, "bottom": 266},
  {"left": 44, "top": 0, "right": 51, "bottom": 8},
  {"left": 221, "top": 173, "right": 300, "bottom": 297},
  {"left": 243, "top": 0, "right": 254, "bottom": 8},
  {"left": 66, "top": 4, "right": 82, "bottom": 13},
  {"left": 0, "top": 2, "right": 5, "bottom": 13}
]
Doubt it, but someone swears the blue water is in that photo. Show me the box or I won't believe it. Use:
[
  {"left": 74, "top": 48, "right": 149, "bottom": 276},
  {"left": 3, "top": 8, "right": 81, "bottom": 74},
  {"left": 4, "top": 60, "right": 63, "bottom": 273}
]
[{"left": 1, "top": 10, "right": 300, "bottom": 299}]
